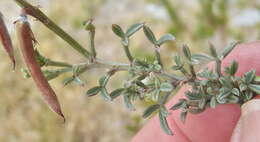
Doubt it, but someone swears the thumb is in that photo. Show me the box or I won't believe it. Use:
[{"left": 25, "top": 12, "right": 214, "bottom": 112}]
[{"left": 231, "top": 98, "right": 260, "bottom": 142}]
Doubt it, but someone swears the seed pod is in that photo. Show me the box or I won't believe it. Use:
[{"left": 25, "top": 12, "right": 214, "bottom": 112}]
[
  {"left": 0, "top": 12, "right": 15, "bottom": 69},
  {"left": 15, "top": 15, "right": 65, "bottom": 120}
]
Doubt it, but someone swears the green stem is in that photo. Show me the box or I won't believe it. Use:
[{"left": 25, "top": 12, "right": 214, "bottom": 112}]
[
  {"left": 123, "top": 45, "right": 133, "bottom": 62},
  {"left": 216, "top": 59, "right": 222, "bottom": 77},
  {"left": 189, "top": 64, "right": 196, "bottom": 78},
  {"left": 155, "top": 46, "right": 163, "bottom": 68},
  {"left": 45, "top": 60, "right": 72, "bottom": 68},
  {"left": 89, "top": 30, "right": 96, "bottom": 58},
  {"left": 14, "top": 0, "right": 91, "bottom": 59}
]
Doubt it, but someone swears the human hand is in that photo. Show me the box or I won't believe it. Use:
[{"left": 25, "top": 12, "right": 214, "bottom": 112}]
[
  {"left": 231, "top": 96, "right": 260, "bottom": 142},
  {"left": 131, "top": 41, "right": 260, "bottom": 142}
]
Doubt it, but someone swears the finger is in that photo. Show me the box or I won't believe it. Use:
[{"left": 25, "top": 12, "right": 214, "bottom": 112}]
[
  {"left": 232, "top": 99, "right": 260, "bottom": 142},
  {"left": 230, "top": 118, "right": 242, "bottom": 142}
]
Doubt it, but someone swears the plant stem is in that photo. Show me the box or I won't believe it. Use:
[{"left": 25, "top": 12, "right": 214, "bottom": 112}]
[
  {"left": 89, "top": 30, "right": 96, "bottom": 58},
  {"left": 123, "top": 45, "right": 133, "bottom": 62},
  {"left": 189, "top": 64, "right": 196, "bottom": 78},
  {"left": 216, "top": 59, "right": 222, "bottom": 76},
  {"left": 155, "top": 46, "right": 163, "bottom": 68},
  {"left": 45, "top": 60, "right": 72, "bottom": 68},
  {"left": 14, "top": 0, "right": 92, "bottom": 59},
  {"left": 13, "top": 0, "right": 181, "bottom": 84}
]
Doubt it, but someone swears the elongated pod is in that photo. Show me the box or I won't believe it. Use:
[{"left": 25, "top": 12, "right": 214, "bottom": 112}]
[
  {"left": 15, "top": 15, "right": 65, "bottom": 120},
  {"left": 0, "top": 12, "right": 15, "bottom": 69}
]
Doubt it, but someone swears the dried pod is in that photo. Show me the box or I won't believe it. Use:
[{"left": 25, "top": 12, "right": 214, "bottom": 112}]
[
  {"left": 0, "top": 12, "right": 15, "bottom": 69},
  {"left": 15, "top": 15, "right": 65, "bottom": 120}
]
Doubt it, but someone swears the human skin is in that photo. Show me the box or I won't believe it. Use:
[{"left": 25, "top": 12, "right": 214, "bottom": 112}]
[{"left": 131, "top": 41, "right": 260, "bottom": 142}]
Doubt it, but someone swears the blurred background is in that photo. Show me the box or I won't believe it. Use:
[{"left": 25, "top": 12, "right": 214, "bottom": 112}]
[{"left": 0, "top": 0, "right": 259, "bottom": 141}]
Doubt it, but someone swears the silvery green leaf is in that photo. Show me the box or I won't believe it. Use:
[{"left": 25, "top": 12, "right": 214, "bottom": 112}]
[
  {"left": 239, "top": 83, "right": 247, "bottom": 91},
  {"left": 255, "top": 76, "right": 260, "bottom": 82},
  {"left": 219, "top": 77, "right": 233, "bottom": 89},
  {"left": 210, "top": 96, "right": 217, "bottom": 108},
  {"left": 230, "top": 60, "right": 239, "bottom": 75},
  {"left": 143, "top": 25, "right": 157, "bottom": 45},
  {"left": 100, "top": 88, "right": 112, "bottom": 101},
  {"left": 112, "top": 24, "right": 125, "bottom": 38},
  {"left": 185, "top": 91, "right": 201, "bottom": 100},
  {"left": 180, "top": 111, "right": 188, "bottom": 123},
  {"left": 231, "top": 88, "right": 240, "bottom": 96},
  {"left": 219, "top": 41, "right": 239, "bottom": 59},
  {"left": 159, "top": 110, "right": 173, "bottom": 135},
  {"left": 170, "top": 100, "right": 185, "bottom": 110},
  {"left": 244, "top": 70, "right": 256, "bottom": 84},
  {"left": 110, "top": 88, "right": 125, "bottom": 100},
  {"left": 125, "top": 23, "right": 144, "bottom": 37},
  {"left": 123, "top": 95, "right": 135, "bottom": 111},
  {"left": 248, "top": 84, "right": 260, "bottom": 94},
  {"left": 188, "top": 108, "right": 204, "bottom": 114},
  {"left": 157, "top": 34, "right": 175, "bottom": 46},
  {"left": 142, "top": 104, "right": 160, "bottom": 118},
  {"left": 86, "top": 86, "right": 102, "bottom": 97},
  {"left": 207, "top": 87, "right": 213, "bottom": 94},
  {"left": 182, "top": 45, "right": 191, "bottom": 60},
  {"left": 198, "top": 98, "right": 206, "bottom": 109},
  {"left": 244, "top": 91, "right": 253, "bottom": 101},
  {"left": 209, "top": 42, "right": 218, "bottom": 58},
  {"left": 160, "top": 83, "right": 173, "bottom": 92},
  {"left": 216, "top": 90, "right": 231, "bottom": 104},
  {"left": 99, "top": 75, "right": 110, "bottom": 87},
  {"left": 141, "top": 76, "right": 153, "bottom": 85},
  {"left": 160, "top": 106, "right": 169, "bottom": 117},
  {"left": 191, "top": 53, "right": 214, "bottom": 62},
  {"left": 174, "top": 54, "right": 183, "bottom": 66},
  {"left": 227, "top": 95, "right": 239, "bottom": 103},
  {"left": 190, "top": 58, "right": 200, "bottom": 65}
]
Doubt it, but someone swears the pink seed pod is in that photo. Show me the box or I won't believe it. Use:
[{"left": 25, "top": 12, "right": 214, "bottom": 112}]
[
  {"left": 15, "top": 15, "right": 65, "bottom": 121},
  {"left": 0, "top": 12, "right": 16, "bottom": 69}
]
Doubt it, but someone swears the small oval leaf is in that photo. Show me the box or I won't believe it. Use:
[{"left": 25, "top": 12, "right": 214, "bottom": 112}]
[
  {"left": 159, "top": 110, "right": 173, "bottom": 135},
  {"left": 157, "top": 34, "right": 175, "bottom": 46},
  {"left": 191, "top": 53, "right": 214, "bottom": 62},
  {"left": 244, "top": 70, "right": 256, "bottom": 84},
  {"left": 125, "top": 23, "right": 144, "bottom": 37},
  {"left": 143, "top": 25, "right": 157, "bottom": 45},
  {"left": 248, "top": 84, "right": 260, "bottom": 94},
  {"left": 160, "top": 83, "right": 173, "bottom": 92},
  {"left": 86, "top": 86, "right": 102, "bottom": 97},
  {"left": 220, "top": 41, "right": 239, "bottom": 59},
  {"left": 110, "top": 88, "right": 125, "bottom": 100},
  {"left": 182, "top": 45, "right": 191, "bottom": 60},
  {"left": 112, "top": 24, "right": 125, "bottom": 38},
  {"left": 142, "top": 104, "right": 160, "bottom": 118}
]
